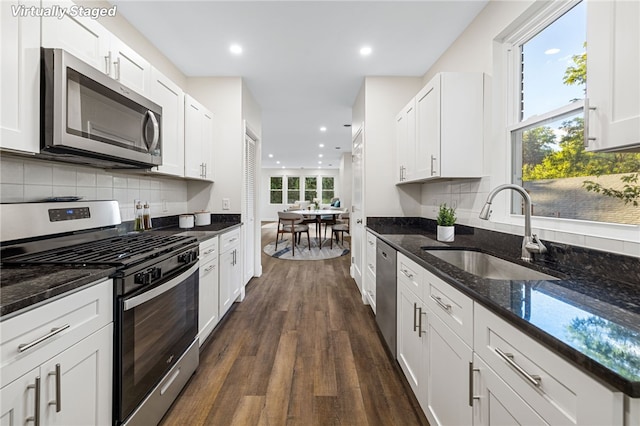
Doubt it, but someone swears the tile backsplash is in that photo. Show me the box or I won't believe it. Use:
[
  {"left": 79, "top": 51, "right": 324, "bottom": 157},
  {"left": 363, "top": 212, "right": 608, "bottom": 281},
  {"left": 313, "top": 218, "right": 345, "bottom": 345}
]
[{"left": 1, "top": 156, "right": 188, "bottom": 221}]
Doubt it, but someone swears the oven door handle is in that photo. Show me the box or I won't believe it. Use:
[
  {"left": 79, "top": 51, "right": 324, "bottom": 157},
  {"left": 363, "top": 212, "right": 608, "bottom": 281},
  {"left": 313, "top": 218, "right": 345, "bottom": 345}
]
[{"left": 124, "top": 263, "right": 198, "bottom": 311}]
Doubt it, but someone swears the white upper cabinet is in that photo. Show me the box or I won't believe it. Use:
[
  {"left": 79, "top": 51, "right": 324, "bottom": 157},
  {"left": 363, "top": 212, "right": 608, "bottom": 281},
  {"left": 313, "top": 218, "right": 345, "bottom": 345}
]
[
  {"left": 586, "top": 0, "right": 640, "bottom": 152},
  {"left": 184, "top": 94, "right": 215, "bottom": 181},
  {"left": 41, "top": 0, "right": 111, "bottom": 73},
  {"left": 397, "top": 72, "right": 485, "bottom": 184},
  {"left": 108, "top": 35, "right": 152, "bottom": 95},
  {"left": 149, "top": 68, "right": 185, "bottom": 177},
  {"left": 1, "top": 0, "right": 41, "bottom": 154},
  {"left": 396, "top": 98, "right": 416, "bottom": 182},
  {"left": 42, "top": 0, "right": 151, "bottom": 95}
]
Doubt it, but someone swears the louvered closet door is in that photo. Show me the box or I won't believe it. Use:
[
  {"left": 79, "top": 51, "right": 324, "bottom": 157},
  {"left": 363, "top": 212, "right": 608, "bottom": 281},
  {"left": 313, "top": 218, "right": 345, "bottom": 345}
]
[{"left": 244, "top": 135, "right": 256, "bottom": 281}]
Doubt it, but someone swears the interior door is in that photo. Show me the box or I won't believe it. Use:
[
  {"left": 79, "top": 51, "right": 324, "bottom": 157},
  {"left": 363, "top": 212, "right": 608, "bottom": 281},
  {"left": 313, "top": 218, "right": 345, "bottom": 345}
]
[
  {"left": 243, "top": 134, "right": 256, "bottom": 283},
  {"left": 351, "top": 126, "right": 364, "bottom": 296}
]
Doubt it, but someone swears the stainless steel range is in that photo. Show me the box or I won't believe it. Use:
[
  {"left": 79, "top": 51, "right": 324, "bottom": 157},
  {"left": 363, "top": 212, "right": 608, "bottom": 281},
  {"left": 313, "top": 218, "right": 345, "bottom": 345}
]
[{"left": 1, "top": 201, "right": 199, "bottom": 426}]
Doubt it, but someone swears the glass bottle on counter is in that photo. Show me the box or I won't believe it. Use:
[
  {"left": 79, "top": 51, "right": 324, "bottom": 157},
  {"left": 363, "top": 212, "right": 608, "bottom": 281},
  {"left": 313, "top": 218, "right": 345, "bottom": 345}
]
[
  {"left": 134, "top": 202, "right": 144, "bottom": 232},
  {"left": 143, "top": 202, "right": 152, "bottom": 230}
]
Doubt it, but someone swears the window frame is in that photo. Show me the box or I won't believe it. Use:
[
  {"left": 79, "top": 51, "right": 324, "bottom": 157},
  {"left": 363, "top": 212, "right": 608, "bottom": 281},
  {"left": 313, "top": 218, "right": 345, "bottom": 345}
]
[
  {"left": 495, "top": 0, "right": 639, "bottom": 244},
  {"left": 269, "top": 176, "right": 284, "bottom": 205}
]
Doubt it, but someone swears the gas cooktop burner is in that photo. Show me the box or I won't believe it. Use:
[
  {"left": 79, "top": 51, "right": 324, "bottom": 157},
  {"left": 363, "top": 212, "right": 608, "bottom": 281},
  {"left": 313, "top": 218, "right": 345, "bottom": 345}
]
[{"left": 2, "top": 233, "right": 197, "bottom": 267}]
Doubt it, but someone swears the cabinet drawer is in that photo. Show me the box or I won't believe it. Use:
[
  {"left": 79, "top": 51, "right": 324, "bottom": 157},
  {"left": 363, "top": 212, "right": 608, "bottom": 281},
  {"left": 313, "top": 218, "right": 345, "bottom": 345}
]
[
  {"left": 1, "top": 279, "right": 113, "bottom": 386},
  {"left": 200, "top": 258, "right": 218, "bottom": 277},
  {"left": 397, "top": 253, "right": 423, "bottom": 301},
  {"left": 220, "top": 227, "right": 241, "bottom": 252},
  {"left": 424, "top": 269, "right": 473, "bottom": 346},
  {"left": 474, "top": 304, "right": 623, "bottom": 426},
  {"left": 200, "top": 237, "right": 219, "bottom": 263}
]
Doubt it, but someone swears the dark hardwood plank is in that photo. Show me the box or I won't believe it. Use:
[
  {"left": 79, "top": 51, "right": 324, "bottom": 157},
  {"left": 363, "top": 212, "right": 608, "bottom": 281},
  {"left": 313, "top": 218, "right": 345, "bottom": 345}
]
[{"left": 160, "top": 224, "right": 427, "bottom": 426}]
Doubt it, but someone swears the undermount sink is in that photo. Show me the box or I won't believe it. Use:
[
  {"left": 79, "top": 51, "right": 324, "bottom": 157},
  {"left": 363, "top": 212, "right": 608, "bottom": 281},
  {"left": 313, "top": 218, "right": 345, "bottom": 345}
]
[{"left": 422, "top": 248, "right": 559, "bottom": 281}]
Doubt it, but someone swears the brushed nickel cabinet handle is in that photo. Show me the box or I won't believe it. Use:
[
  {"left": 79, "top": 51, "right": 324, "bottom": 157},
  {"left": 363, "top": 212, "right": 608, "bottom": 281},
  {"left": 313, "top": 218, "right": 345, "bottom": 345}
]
[
  {"left": 27, "top": 377, "right": 41, "bottom": 425},
  {"left": 401, "top": 269, "right": 414, "bottom": 279},
  {"left": 104, "top": 52, "right": 111, "bottom": 75},
  {"left": 495, "top": 347, "right": 541, "bottom": 387},
  {"left": 114, "top": 56, "right": 121, "bottom": 80},
  {"left": 417, "top": 307, "right": 426, "bottom": 335},
  {"left": 413, "top": 302, "right": 418, "bottom": 332},
  {"left": 19, "top": 324, "right": 70, "bottom": 353},
  {"left": 48, "top": 363, "right": 61, "bottom": 412},
  {"left": 583, "top": 98, "right": 597, "bottom": 148},
  {"left": 468, "top": 362, "right": 480, "bottom": 406},
  {"left": 430, "top": 294, "right": 452, "bottom": 312}
]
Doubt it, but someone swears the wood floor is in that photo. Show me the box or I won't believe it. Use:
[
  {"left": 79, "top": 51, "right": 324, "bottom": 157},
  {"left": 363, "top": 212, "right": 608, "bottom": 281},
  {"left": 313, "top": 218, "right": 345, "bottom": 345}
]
[{"left": 160, "top": 224, "right": 428, "bottom": 426}]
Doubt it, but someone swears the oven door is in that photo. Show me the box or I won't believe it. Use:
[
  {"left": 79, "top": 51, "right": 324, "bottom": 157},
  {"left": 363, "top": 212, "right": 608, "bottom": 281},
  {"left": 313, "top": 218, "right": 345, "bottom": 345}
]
[{"left": 115, "top": 262, "right": 198, "bottom": 424}]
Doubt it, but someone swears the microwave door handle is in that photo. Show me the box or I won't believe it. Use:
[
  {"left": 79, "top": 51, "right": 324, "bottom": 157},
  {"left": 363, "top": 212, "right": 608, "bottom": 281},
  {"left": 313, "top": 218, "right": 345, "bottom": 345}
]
[{"left": 144, "top": 110, "right": 160, "bottom": 153}]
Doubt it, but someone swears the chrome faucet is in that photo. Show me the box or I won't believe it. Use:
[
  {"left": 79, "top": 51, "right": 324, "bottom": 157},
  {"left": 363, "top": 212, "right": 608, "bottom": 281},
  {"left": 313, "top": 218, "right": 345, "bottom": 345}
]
[{"left": 479, "top": 184, "right": 547, "bottom": 262}]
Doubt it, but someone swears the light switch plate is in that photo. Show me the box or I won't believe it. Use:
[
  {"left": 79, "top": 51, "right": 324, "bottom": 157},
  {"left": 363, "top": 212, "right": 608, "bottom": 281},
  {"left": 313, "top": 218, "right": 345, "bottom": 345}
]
[{"left": 222, "top": 198, "right": 230, "bottom": 210}]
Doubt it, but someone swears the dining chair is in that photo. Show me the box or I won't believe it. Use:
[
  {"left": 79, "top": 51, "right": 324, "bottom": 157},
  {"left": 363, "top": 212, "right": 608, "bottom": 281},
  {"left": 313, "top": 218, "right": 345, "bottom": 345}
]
[
  {"left": 330, "top": 211, "right": 350, "bottom": 249},
  {"left": 276, "top": 211, "right": 310, "bottom": 256}
]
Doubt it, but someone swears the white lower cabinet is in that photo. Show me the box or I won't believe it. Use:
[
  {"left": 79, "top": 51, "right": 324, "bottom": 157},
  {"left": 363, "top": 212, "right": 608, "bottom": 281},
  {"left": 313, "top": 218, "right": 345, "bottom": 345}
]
[
  {"left": 198, "top": 237, "right": 219, "bottom": 346},
  {"left": 219, "top": 228, "right": 242, "bottom": 318},
  {"left": 397, "top": 280, "right": 428, "bottom": 409},
  {"left": 393, "top": 255, "right": 628, "bottom": 426},
  {"left": 473, "top": 354, "right": 546, "bottom": 426},
  {"left": 474, "top": 303, "right": 623, "bottom": 426},
  {"left": 0, "top": 279, "right": 113, "bottom": 426},
  {"left": 425, "top": 313, "right": 472, "bottom": 426}
]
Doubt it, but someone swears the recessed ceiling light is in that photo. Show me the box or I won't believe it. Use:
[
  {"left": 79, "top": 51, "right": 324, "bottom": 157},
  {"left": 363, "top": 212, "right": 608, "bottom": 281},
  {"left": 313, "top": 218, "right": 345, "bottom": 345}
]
[
  {"left": 318, "top": 154, "right": 323, "bottom": 158},
  {"left": 319, "top": 143, "right": 325, "bottom": 148},
  {"left": 318, "top": 161, "right": 322, "bottom": 164},
  {"left": 229, "top": 44, "right": 243, "bottom": 55},
  {"left": 320, "top": 126, "right": 327, "bottom": 132},
  {"left": 276, "top": 160, "right": 280, "bottom": 164},
  {"left": 268, "top": 154, "right": 273, "bottom": 158},
  {"left": 281, "top": 166, "right": 285, "bottom": 169},
  {"left": 318, "top": 166, "right": 322, "bottom": 169},
  {"left": 360, "top": 46, "right": 372, "bottom": 56}
]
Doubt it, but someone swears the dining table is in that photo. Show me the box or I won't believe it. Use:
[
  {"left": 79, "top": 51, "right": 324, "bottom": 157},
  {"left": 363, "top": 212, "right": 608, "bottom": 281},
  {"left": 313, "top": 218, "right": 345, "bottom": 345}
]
[{"left": 288, "top": 209, "right": 345, "bottom": 249}]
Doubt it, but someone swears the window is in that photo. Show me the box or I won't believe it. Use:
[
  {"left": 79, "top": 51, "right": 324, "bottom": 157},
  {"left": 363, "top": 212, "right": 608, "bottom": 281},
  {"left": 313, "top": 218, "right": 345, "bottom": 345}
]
[
  {"left": 304, "top": 177, "right": 317, "bottom": 202},
  {"left": 322, "top": 177, "right": 335, "bottom": 203},
  {"left": 509, "top": 1, "right": 640, "bottom": 225},
  {"left": 270, "top": 177, "right": 283, "bottom": 204},
  {"left": 287, "top": 177, "right": 300, "bottom": 203}
]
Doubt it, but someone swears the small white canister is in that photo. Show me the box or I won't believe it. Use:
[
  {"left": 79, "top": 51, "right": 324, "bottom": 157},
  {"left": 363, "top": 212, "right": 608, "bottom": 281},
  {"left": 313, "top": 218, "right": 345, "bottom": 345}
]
[
  {"left": 194, "top": 211, "right": 211, "bottom": 226},
  {"left": 179, "top": 214, "right": 195, "bottom": 229}
]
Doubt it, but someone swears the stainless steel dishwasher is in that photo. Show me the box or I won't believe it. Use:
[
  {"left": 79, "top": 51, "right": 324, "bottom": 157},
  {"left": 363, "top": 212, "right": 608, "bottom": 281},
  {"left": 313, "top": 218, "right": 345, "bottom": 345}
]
[{"left": 376, "top": 239, "right": 397, "bottom": 357}]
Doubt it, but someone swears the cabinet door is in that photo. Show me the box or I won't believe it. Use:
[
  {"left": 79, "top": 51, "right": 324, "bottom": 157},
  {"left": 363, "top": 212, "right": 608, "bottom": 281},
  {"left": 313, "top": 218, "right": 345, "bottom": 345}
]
[
  {"left": 396, "top": 282, "right": 427, "bottom": 407},
  {"left": 41, "top": 0, "right": 111, "bottom": 73},
  {"left": 473, "top": 355, "right": 547, "bottom": 426},
  {"left": 0, "top": 0, "right": 40, "bottom": 153},
  {"left": 219, "top": 249, "right": 235, "bottom": 318},
  {"left": 396, "top": 99, "right": 416, "bottom": 183},
  {"left": 184, "top": 95, "right": 204, "bottom": 179},
  {"left": 425, "top": 313, "right": 472, "bottom": 426},
  {"left": 586, "top": 0, "right": 640, "bottom": 151},
  {"left": 0, "top": 367, "right": 40, "bottom": 426},
  {"left": 201, "top": 110, "right": 214, "bottom": 181},
  {"left": 395, "top": 110, "right": 407, "bottom": 182},
  {"left": 198, "top": 260, "right": 219, "bottom": 346},
  {"left": 150, "top": 68, "right": 185, "bottom": 177},
  {"left": 415, "top": 77, "right": 440, "bottom": 179},
  {"left": 109, "top": 36, "right": 151, "bottom": 95},
  {"left": 41, "top": 324, "right": 112, "bottom": 426}
]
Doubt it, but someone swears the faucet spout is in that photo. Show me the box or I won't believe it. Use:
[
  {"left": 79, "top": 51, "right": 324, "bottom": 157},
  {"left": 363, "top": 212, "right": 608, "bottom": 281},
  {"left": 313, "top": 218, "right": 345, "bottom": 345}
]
[{"left": 478, "top": 184, "right": 546, "bottom": 262}]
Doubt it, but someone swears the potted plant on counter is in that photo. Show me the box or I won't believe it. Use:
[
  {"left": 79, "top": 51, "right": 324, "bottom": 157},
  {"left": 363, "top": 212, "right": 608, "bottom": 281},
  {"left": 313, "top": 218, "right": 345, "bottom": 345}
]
[{"left": 436, "top": 203, "right": 456, "bottom": 242}]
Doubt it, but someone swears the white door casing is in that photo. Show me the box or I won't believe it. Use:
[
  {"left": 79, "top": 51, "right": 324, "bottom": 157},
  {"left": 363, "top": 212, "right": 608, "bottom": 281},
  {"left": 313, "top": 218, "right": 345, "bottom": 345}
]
[
  {"left": 243, "top": 131, "right": 257, "bottom": 283},
  {"left": 351, "top": 125, "right": 364, "bottom": 298}
]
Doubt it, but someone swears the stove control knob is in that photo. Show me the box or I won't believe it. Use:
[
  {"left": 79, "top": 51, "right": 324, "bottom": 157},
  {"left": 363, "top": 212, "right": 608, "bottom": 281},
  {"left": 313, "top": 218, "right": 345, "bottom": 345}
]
[
  {"left": 178, "top": 250, "right": 198, "bottom": 264},
  {"left": 134, "top": 267, "right": 160, "bottom": 286}
]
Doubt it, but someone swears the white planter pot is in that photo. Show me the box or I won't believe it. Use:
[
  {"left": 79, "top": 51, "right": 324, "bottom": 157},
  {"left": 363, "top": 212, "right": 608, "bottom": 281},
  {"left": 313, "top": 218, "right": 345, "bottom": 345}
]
[{"left": 437, "top": 225, "right": 455, "bottom": 242}]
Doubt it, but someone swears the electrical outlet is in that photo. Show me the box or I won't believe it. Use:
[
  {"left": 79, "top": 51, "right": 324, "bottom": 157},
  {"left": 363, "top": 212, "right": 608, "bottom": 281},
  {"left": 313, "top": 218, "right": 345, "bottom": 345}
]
[{"left": 222, "top": 198, "right": 230, "bottom": 210}]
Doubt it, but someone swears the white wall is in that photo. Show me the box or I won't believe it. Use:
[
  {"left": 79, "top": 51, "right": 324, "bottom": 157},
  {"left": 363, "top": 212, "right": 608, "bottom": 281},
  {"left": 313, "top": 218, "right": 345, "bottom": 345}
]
[
  {"left": 0, "top": 155, "right": 188, "bottom": 221},
  {"left": 260, "top": 168, "right": 341, "bottom": 222},
  {"left": 363, "top": 77, "right": 423, "bottom": 217},
  {"left": 416, "top": 0, "right": 639, "bottom": 256}
]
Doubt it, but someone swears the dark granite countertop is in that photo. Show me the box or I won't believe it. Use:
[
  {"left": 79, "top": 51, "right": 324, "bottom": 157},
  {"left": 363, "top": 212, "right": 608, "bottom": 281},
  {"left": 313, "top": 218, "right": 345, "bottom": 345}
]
[
  {"left": 366, "top": 219, "right": 640, "bottom": 397},
  {"left": 0, "top": 265, "right": 115, "bottom": 318}
]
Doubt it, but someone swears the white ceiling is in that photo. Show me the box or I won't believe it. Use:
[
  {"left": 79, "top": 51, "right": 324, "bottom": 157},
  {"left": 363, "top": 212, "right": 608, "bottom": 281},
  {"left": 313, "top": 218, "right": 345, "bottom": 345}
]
[{"left": 110, "top": 1, "right": 487, "bottom": 169}]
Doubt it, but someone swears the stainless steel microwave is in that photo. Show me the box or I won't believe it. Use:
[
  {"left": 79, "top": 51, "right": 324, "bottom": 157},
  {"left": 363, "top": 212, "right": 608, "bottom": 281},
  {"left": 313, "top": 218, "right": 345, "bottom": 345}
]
[{"left": 40, "top": 48, "right": 162, "bottom": 168}]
